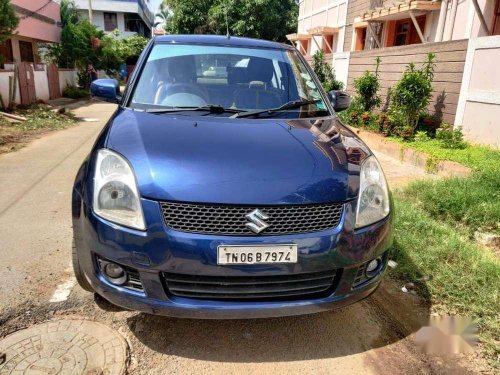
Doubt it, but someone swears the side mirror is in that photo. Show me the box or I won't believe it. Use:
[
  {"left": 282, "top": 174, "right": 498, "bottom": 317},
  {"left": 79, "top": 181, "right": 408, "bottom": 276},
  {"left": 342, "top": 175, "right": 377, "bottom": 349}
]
[
  {"left": 91, "top": 79, "right": 121, "bottom": 103},
  {"left": 328, "top": 90, "right": 351, "bottom": 112}
]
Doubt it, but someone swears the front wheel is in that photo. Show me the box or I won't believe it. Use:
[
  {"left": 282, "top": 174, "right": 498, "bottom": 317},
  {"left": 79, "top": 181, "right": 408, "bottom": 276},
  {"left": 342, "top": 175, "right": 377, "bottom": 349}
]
[{"left": 72, "top": 239, "right": 93, "bottom": 292}]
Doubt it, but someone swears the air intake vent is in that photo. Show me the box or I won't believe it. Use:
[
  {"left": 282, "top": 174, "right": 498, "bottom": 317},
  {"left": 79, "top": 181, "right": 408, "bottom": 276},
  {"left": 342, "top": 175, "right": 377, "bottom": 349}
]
[{"left": 162, "top": 270, "right": 340, "bottom": 301}]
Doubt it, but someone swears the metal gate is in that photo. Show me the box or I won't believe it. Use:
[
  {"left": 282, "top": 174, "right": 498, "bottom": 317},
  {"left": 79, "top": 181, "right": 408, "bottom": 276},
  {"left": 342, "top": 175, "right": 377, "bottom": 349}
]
[
  {"left": 47, "top": 63, "right": 61, "bottom": 99},
  {"left": 17, "top": 62, "right": 36, "bottom": 105}
]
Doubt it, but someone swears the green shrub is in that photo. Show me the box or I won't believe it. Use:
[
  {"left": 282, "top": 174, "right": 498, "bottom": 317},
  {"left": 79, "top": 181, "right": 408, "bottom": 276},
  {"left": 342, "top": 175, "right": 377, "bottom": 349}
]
[
  {"left": 391, "top": 53, "right": 435, "bottom": 134},
  {"left": 414, "top": 130, "right": 429, "bottom": 142},
  {"left": 436, "top": 123, "right": 466, "bottom": 149},
  {"left": 311, "top": 50, "right": 344, "bottom": 92},
  {"left": 353, "top": 57, "right": 381, "bottom": 112},
  {"left": 63, "top": 85, "right": 89, "bottom": 99}
]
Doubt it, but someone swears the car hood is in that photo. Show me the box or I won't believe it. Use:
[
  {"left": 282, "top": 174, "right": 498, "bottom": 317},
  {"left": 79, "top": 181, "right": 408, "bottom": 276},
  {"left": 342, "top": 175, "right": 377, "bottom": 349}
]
[{"left": 105, "top": 109, "right": 370, "bottom": 204}]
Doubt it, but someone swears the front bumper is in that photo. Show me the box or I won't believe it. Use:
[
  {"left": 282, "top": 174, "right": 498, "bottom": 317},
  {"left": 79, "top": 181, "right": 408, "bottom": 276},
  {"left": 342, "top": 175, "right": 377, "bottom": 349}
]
[{"left": 73, "top": 197, "right": 393, "bottom": 319}]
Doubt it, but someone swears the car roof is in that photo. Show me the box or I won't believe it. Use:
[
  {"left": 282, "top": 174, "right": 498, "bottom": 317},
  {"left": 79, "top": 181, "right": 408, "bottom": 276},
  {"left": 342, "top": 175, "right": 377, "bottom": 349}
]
[{"left": 154, "top": 34, "right": 295, "bottom": 51}]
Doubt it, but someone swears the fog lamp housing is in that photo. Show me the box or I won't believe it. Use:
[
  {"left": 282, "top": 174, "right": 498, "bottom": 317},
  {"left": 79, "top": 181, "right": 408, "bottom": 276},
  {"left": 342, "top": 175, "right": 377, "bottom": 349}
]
[{"left": 98, "top": 259, "right": 127, "bottom": 285}]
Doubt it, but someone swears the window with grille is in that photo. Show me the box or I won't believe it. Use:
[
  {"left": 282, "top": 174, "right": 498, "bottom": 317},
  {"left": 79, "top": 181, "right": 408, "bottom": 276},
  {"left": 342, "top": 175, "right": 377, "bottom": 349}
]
[
  {"left": 19, "top": 41, "right": 34, "bottom": 63},
  {"left": 104, "top": 12, "right": 118, "bottom": 31}
]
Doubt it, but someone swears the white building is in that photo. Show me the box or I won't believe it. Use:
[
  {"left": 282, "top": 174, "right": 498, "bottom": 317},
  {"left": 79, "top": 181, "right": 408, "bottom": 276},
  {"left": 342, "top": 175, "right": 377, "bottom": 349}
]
[{"left": 74, "top": 0, "right": 155, "bottom": 38}]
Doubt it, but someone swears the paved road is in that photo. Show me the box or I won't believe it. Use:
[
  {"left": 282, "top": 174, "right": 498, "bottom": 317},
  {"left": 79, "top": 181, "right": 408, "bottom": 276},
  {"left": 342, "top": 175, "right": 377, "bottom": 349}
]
[{"left": 0, "top": 102, "right": 482, "bottom": 374}]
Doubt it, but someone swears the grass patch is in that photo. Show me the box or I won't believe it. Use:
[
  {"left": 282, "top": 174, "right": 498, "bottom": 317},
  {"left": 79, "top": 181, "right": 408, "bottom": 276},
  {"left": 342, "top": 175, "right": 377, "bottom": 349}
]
[
  {"left": 401, "top": 170, "right": 500, "bottom": 237},
  {"left": 390, "top": 137, "right": 500, "bottom": 173},
  {"left": 0, "top": 105, "right": 77, "bottom": 153},
  {"left": 62, "top": 85, "right": 90, "bottom": 99},
  {"left": 391, "top": 195, "right": 500, "bottom": 366},
  {"left": 12, "top": 105, "right": 77, "bottom": 131}
]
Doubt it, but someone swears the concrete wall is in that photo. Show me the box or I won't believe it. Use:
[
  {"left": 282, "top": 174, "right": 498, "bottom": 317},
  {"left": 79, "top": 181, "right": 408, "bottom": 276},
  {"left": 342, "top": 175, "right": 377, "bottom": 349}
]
[
  {"left": 347, "top": 39, "right": 469, "bottom": 124},
  {"left": 11, "top": 0, "right": 61, "bottom": 43},
  {"left": 455, "top": 35, "right": 500, "bottom": 148},
  {"left": 0, "top": 70, "right": 21, "bottom": 104},
  {"left": 58, "top": 70, "right": 79, "bottom": 93},
  {"left": 298, "top": 0, "right": 350, "bottom": 85},
  {"left": 343, "top": 0, "right": 371, "bottom": 52},
  {"left": 0, "top": 66, "right": 78, "bottom": 105}
]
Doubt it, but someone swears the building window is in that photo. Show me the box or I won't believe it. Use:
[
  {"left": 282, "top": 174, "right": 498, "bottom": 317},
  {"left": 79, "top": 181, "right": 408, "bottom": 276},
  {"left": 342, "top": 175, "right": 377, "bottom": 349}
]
[
  {"left": 0, "top": 39, "right": 13, "bottom": 66},
  {"left": 394, "top": 20, "right": 411, "bottom": 46},
  {"left": 322, "top": 34, "right": 334, "bottom": 54},
  {"left": 386, "top": 15, "right": 426, "bottom": 47},
  {"left": 355, "top": 27, "right": 367, "bottom": 51},
  {"left": 19, "top": 41, "right": 34, "bottom": 62},
  {"left": 492, "top": 0, "right": 500, "bottom": 35},
  {"left": 104, "top": 12, "right": 118, "bottom": 31}
]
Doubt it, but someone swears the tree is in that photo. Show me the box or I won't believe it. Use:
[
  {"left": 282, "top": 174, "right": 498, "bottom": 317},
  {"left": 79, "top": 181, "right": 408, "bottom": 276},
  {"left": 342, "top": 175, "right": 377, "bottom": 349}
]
[
  {"left": 155, "top": 1, "right": 171, "bottom": 34},
  {"left": 165, "top": 0, "right": 298, "bottom": 42},
  {"left": 46, "top": 19, "right": 105, "bottom": 69},
  {"left": 0, "top": 0, "right": 19, "bottom": 62},
  {"left": 391, "top": 53, "right": 435, "bottom": 134},
  {"left": 60, "top": 0, "right": 78, "bottom": 27},
  {"left": 101, "top": 32, "right": 148, "bottom": 69},
  {"left": 353, "top": 57, "right": 381, "bottom": 112},
  {"left": 312, "top": 50, "right": 343, "bottom": 92}
]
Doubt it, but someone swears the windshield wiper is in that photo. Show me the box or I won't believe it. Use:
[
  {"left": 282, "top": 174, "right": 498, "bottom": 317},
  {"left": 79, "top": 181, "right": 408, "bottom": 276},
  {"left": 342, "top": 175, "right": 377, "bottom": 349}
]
[
  {"left": 230, "top": 99, "right": 320, "bottom": 119},
  {"left": 145, "top": 104, "right": 246, "bottom": 115}
]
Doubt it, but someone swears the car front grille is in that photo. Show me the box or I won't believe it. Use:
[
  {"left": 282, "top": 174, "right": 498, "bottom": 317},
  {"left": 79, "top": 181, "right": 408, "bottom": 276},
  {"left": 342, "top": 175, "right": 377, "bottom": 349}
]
[
  {"left": 160, "top": 201, "right": 344, "bottom": 236},
  {"left": 162, "top": 270, "right": 340, "bottom": 301}
]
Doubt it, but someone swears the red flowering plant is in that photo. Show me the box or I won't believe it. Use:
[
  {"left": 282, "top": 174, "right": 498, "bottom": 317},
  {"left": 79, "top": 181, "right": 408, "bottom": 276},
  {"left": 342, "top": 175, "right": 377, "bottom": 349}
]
[
  {"left": 417, "top": 113, "right": 440, "bottom": 136},
  {"left": 361, "top": 112, "right": 371, "bottom": 125}
]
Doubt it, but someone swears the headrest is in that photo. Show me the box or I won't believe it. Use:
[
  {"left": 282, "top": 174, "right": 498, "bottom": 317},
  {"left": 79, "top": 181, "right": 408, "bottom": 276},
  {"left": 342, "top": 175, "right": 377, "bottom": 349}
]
[
  {"left": 168, "top": 56, "right": 197, "bottom": 83},
  {"left": 246, "top": 58, "right": 274, "bottom": 83}
]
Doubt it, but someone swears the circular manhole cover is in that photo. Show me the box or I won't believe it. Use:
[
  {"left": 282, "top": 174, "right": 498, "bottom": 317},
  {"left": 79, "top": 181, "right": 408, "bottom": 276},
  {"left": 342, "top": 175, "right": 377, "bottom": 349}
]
[{"left": 0, "top": 319, "right": 128, "bottom": 374}]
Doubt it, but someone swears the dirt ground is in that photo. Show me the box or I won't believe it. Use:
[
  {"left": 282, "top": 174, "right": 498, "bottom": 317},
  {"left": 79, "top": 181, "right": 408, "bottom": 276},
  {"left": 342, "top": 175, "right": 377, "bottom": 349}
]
[{"left": 0, "top": 101, "right": 492, "bottom": 374}]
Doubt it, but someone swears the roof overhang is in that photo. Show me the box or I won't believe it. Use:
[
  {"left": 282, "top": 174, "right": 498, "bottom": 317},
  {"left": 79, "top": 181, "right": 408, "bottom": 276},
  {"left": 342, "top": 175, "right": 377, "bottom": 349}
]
[
  {"left": 360, "top": 0, "right": 441, "bottom": 22},
  {"left": 286, "top": 33, "right": 311, "bottom": 41},
  {"left": 307, "top": 26, "right": 340, "bottom": 35}
]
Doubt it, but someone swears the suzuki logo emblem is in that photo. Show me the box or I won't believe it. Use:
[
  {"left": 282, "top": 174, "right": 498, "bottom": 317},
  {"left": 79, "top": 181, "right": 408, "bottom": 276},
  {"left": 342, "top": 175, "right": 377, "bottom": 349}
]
[{"left": 245, "top": 209, "right": 270, "bottom": 234}]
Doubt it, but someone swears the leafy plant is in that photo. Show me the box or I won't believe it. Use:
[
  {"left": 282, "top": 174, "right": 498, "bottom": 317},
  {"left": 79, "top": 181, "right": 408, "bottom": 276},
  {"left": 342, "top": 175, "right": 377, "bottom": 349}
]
[
  {"left": 414, "top": 130, "right": 430, "bottom": 142},
  {"left": 311, "top": 50, "right": 344, "bottom": 92},
  {"left": 63, "top": 85, "right": 90, "bottom": 99},
  {"left": 353, "top": 57, "right": 381, "bottom": 112},
  {"left": 436, "top": 123, "right": 467, "bottom": 149},
  {"left": 0, "top": 0, "right": 19, "bottom": 64},
  {"left": 391, "top": 53, "right": 436, "bottom": 135}
]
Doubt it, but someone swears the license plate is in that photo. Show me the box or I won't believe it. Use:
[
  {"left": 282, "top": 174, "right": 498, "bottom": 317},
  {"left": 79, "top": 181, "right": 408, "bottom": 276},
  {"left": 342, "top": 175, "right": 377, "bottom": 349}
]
[{"left": 217, "top": 245, "right": 298, "bottom": 265}]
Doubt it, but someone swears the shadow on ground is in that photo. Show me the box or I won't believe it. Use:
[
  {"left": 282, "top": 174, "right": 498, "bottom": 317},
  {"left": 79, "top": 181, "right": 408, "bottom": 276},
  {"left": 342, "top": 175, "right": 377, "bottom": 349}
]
[{"left": 126, "top": 251, "right": 433, "bottom": 364}]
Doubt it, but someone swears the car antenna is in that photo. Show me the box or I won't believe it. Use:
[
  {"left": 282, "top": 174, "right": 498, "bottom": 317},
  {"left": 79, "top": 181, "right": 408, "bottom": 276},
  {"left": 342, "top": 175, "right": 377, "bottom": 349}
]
[{"left": 225, "top": 6, "right": 230, "bottom": 38}]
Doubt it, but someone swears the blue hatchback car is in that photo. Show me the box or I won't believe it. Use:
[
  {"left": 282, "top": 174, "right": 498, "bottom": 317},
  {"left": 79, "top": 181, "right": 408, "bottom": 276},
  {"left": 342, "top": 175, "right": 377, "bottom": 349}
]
[{"left": 72, "top": 35, "right": 393, "bottom": 319}]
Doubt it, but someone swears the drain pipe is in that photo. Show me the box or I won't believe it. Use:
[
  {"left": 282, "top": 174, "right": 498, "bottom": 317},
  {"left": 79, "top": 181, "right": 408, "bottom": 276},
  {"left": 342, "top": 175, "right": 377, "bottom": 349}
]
[
  {"left": 444, "top": 0, "right": 459, "bottom": 41},
  {"left": 435, "top": 0, "right": 449, "bottom": 42}
]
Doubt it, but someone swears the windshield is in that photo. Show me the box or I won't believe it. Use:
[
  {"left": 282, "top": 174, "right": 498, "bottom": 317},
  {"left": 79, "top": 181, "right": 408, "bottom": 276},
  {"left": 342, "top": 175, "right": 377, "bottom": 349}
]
[{"left": 129, "top": 44, "right": 330, "bottom": 118}]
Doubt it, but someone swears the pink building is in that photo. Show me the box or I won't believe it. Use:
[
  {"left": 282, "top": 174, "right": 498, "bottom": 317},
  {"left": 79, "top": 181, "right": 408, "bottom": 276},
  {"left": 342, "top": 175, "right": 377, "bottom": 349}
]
[
  {"left": 0, "top": 0, "right": 61, "bottom": 68},
  {"left": 0, "top": 1, "right": 79, "bottom": 105}
]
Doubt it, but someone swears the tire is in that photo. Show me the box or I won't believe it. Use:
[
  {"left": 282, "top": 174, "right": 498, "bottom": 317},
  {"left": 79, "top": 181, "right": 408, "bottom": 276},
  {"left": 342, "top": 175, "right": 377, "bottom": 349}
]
[{"left": 72, "top": 239, "right": 93, "bottom": 292}]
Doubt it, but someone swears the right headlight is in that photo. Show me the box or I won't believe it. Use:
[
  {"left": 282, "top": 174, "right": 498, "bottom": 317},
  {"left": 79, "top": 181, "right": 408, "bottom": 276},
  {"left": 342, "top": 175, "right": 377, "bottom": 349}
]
[
  {"left": 93, "top": 149, "right": 145, "bottom": 230},
  {"left": 355, "top": 155, "right": 390, "bottom": 228}
]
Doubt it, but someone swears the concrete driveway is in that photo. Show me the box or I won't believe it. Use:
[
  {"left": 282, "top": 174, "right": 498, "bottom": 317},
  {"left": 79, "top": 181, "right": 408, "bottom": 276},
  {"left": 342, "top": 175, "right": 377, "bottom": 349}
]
[{"left": 0, "top": 101, "right": 479, "bottom": 374}]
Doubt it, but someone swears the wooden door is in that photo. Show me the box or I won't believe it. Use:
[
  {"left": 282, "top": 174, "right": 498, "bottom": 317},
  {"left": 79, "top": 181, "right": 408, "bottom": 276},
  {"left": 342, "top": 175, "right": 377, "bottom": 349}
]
[
  {"left": 17, "top": 62, "right": 36, "bottom": 105},
  {"left": 47, "top": 64, "right": 61, "bottom": 99}
]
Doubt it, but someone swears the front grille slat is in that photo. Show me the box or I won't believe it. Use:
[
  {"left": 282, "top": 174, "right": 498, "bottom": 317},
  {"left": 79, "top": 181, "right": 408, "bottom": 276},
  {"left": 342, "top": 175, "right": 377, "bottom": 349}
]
[
  {"left": 167, "top": 280, "right": 334, "bottom": 294},
  {"left": 163, "top": 270, "right": 339, "bottom": 301},
  {"left": 160, "top": 201, "right": 344, "bottom": 236},
  {"left": 170, "top": 287, "right": 333, "bottom": 300}
]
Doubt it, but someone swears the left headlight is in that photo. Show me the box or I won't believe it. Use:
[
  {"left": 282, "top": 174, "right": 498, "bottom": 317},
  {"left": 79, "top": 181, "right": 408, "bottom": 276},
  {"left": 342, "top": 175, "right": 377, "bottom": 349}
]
[
  {"left": 93, "top": 149, "right": 146, "bottom": 230},
  {"left": 355, "top": 155, "right": 390, "bottom": 228}
]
